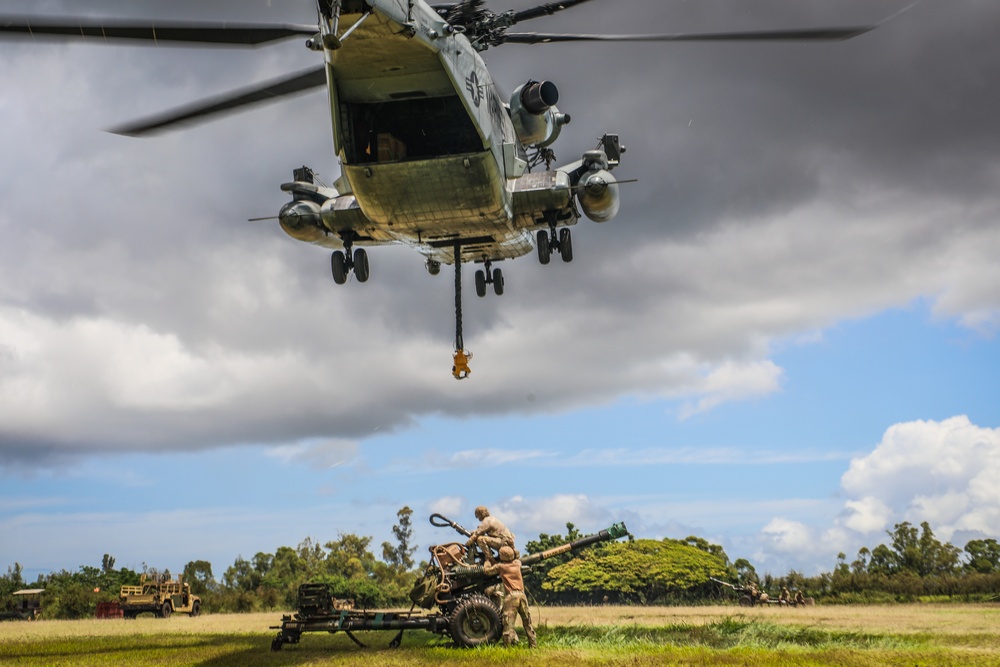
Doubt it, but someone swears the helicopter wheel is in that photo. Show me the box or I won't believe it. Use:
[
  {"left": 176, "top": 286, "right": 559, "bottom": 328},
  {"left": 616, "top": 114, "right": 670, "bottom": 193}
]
[
  {"left": 354, "top": 248, "right": 370, "bottom": 283},
  {"left": 331, "top": 251, "right": 348, "bottom": 285},
  {"left": 559, "top": 228, "right": 573, "bottom": 262},
  {"left": 536, "top": 230, "right": 551, "bottom": 265},
  {"left": 492, "top": 268, "right": 504, "bottom": 296},
  {"left": 474, "top": 270, "right": 487, "bottom": 298}
]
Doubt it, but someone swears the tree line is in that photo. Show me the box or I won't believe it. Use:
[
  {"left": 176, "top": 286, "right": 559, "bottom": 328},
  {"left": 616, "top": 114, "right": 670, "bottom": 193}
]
[{"left": 3, "top": 512, "right": 998, "bottom": 619}]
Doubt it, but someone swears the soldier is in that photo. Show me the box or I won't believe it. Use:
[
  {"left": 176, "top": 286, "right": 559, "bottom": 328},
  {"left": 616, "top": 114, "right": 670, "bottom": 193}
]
[
  {"left": 482, "top": 545, "right": 537, "bottom": 648},
  {"left": 466, "top": 506, "right": 516, "bottom": 556},
  {"left": 794, "top": 590, "right": 805, "bottom": 606},
  {"left": 779, "top": 586, "right": 790, "bottom": 604}
]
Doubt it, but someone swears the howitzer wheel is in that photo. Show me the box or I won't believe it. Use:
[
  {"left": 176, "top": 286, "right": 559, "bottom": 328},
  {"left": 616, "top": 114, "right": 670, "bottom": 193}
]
[
  {"left": 739, "top": 595, "right": 753, "bottom": 607},
  {"left": 448, "top": 594, "right": 502, "bottom": 648}
]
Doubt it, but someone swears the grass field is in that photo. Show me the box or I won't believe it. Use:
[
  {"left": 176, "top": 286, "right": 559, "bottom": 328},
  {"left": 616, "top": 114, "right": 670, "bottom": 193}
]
[{"left": 2, "top": 604, "right": 998, "bottom": 666}]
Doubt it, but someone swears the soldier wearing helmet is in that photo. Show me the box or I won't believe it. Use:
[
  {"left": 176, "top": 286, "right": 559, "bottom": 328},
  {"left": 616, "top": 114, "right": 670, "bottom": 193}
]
[
  {"left": 466, "top": 506, "right": 517, "bottom": 557},
  {"left": 483, "top": 545, "right": 537, "bottom": 648}
]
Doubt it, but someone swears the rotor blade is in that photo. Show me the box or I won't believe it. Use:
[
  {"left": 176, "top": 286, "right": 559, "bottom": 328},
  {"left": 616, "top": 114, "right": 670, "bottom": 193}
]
[
  {"left": 511, "top": 0, "right": 601, "bottom": 24},
  {"left": 502, "top": 26, "right": 875, "bottom": 44},
  {"left": 108, "top": 66, "right": 327, "bottom": 137},
  {"left": 0, "top": 16, "right": 317, "bottom": 46}
]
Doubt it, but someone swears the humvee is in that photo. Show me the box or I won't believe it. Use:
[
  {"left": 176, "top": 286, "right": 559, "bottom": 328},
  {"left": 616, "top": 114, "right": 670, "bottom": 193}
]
[{"left": 119, "top": 575, "right": 201, "bottom": 618}]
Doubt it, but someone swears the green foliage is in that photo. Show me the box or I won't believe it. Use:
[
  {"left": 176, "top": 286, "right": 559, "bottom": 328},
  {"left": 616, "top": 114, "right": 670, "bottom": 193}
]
[
  {"left": 522, "top": 522, "right": 583, "bottom": 602},
  {"left": 543, "top": 538, "right": 729, "bottom": 604},
  {"left": 964, "top": 538, "right": 1000, "bottom": 574},
  {"left": 381, "top": 505, "right": 416, "bottom": 572}
]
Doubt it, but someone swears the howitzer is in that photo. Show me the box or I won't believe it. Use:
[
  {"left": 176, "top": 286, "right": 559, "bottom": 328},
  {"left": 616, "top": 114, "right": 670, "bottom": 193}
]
[{"left": 271, "top": 515, "right": 628, "bottom": 651}]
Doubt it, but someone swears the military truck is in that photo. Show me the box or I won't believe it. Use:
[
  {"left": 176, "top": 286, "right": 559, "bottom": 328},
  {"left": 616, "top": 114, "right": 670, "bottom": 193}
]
[
  {"left": 119, "top": 575, "right": 201, "bottom": 618},
  {"left": 0, "top": 589, "right": 44, "bottom": 621}
]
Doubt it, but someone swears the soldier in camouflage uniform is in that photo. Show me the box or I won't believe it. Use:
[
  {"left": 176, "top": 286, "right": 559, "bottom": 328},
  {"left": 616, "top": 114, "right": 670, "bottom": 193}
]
[
  {"left": 482, "top": 545, "right": 537, "bottom": 648},
  {"left": 465, "top": 506, "right": 516, "bottom": 556}
]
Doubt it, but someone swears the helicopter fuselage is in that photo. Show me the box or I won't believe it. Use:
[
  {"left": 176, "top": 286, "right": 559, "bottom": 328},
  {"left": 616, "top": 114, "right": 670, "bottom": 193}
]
[{"left": 279, "top": 0, "right": 590, "bottom": 268}]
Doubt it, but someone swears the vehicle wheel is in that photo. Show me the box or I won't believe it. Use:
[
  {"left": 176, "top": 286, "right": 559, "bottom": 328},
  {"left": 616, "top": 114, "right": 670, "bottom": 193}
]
[
  {"left": 492, "top": 268, "right": 504, "bottom": 296},
  {"left": 738, "top": 596, "right": 753, "bottom": 608},
  {"left": 331, "top": 251, "right": 348, "bottom": 285},
  {"left": 559, "top": 227, "right": 573, "bottom": 262},
  {"left": 449, "top": 594, "right": 501, "bottom": 648},
  {"left": 271, "top": 634, "right": 284, "bottom": 652},
  {"left": 474, "top": 269, "right": 487, "bottom": 298},
  {"left": 190, "top": 601, "right": 201, "bottom": 617},
  {"left": 536, "top": 230, "right": 550, "bottom": 265},
  {"left": 161, "top": 602, "right": 172, "bottom": 618},
  {"left": 353, "top": 248, "right": 369, "bottom": 283}
]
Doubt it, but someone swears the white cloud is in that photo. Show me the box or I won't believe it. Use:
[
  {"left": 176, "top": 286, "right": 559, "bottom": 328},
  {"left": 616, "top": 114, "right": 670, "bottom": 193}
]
[
  {"left": 495, "top": 494, "right": 614, "bottom": 537},
  {"left": 842, "top": 497, "right": 892, "bottom": 534},
  {"left": 679, "top": 360, "right": 785, "bottom": 419},
  {"left": 755, "top": 416, "right": 1000, "bottom": 572},
  {"left": 266, "top": 439, "right": 360, "bottom": 470},
  {"left": 760, "top": 518, "right": 815, "bottom": 554}
]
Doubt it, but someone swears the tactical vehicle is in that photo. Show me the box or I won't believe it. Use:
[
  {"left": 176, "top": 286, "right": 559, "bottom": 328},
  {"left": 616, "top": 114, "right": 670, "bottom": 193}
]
[
  {"left": 271, "top": 513, "right": 628, "bottom": 650},
  {"left": 119, "top": 575, "right": 201, "bottom": 618},
  {"left": 0, "top": 589, "right": 44, "bottom": 621}
]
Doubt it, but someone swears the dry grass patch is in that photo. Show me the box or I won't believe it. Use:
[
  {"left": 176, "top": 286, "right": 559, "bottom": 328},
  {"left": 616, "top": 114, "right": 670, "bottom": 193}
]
[{"left": 533, "top": 604, "right": 1000, "bottom": 635}]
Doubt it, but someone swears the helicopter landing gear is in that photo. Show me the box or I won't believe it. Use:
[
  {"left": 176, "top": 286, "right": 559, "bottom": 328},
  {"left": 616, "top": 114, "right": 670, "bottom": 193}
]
[
  {"left": 474, "top": 259, "right": 504, "bottom": 297},
  {"left": 331, "top": 234, "right": 369, "bottom": 285},
  {"left": 536, "top": 218, "right": 573, "bottom": 265}
]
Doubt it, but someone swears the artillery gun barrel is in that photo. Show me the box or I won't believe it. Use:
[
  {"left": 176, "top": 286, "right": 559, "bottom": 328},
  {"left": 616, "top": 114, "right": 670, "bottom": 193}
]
[
  {"left": 429, "top": 513, "right": 473, "bottom": 537},
  {"left": 521, "top": 522, "right": 628, "bottom": 566}
]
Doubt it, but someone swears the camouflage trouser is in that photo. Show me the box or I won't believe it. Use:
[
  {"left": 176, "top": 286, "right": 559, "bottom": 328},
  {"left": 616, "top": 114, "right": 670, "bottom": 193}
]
[
  {"left": 501, "top": 591, "right": 537, "bottom": 648},
  {"left": 475, "top": 535, "right": 516, "bottom": 557}
]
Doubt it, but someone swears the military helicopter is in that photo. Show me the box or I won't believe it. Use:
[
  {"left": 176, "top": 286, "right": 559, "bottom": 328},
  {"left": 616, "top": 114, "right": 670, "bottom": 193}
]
[{"left": 0, "top": 1, "right": 873, "bottom": 377}]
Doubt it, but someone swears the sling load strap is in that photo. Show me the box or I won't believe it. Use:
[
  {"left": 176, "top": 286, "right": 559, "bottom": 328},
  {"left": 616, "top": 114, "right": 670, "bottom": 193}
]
[
  {"left": 454, "top": 243, "right": 463, "bottom": 352},
  {"left": 452, "top": 243, "right": 472, "bottom": 380}
]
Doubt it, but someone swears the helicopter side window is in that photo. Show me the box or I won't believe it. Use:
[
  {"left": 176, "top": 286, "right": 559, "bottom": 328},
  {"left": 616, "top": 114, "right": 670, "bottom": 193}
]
[{"left": 342, "top": 96, "right": 482, "bottom": 164}]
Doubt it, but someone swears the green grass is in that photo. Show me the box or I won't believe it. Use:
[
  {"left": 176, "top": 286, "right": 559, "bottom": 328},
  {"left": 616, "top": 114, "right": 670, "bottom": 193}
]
[{"left": 2, "top": 617, "right": 998, "bottom": 666}]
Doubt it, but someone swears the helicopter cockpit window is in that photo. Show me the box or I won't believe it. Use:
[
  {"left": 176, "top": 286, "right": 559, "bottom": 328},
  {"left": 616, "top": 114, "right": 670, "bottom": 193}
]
[{"left": 342, "top": 95, "right": 482, "bottom": 164}]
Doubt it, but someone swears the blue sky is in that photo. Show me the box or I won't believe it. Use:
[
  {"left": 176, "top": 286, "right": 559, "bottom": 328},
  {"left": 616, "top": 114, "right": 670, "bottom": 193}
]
[
  {"left": 5, "top": 302, "right": 997, "bottom": 581},
  {"left": 2, "top": 0, "right": 1000, "bottom": 584}
]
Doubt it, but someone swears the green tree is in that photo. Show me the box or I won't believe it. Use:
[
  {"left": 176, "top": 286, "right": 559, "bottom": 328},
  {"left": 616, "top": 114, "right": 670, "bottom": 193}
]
[
  {"left": 381, "top": 506, "right": 416, "bottom": 572},
  {"left": 182, "top": 560, "right": 216, "bottom": 595},
  {"left": 324, "top": 534, "right": 377, "bottom": 580},
  {"left": 964, "top": 538, "right": 1000, "bottom": 574},
  {"left": 733, "top": 558, "right": 757, "bottom": 585},
  {"left": 222, "top": 556, "right": 260, "bottom": 592},
  {"left": 544, "top": 538, "right": 728, "bottom": 604},
  {"left": 522, "top": 523, "right": 582, "bottom": 602},
  {"left": 101, "top": 554, "right": 116, "bottom": 574}
]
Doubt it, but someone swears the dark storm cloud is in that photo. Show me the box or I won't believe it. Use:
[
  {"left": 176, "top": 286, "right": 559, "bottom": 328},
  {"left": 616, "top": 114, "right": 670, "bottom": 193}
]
[{"left": 1, "top": 0, "right": 998, "bottom": 468}]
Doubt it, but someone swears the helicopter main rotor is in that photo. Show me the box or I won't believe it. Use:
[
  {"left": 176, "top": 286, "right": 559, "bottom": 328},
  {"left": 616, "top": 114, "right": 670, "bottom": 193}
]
[{"left": 0, "top": 1, "right": 876, "bottom": 135}]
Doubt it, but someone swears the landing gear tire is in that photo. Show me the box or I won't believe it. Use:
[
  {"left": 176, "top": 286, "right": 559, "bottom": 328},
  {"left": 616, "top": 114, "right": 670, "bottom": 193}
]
[
  {"left": 492, "top": 268, "right": 504, "bottom": 296},
  {"left": 354, "top": 248, "right": 370, "bottom": 283},
  {"left": 474, "top": 270, "right": 487, "bottom": 298},
  {"left": 331, "top": 251, "right": 348, "bottom": 285},
  {"left": 537, "top": 230, "right": 551, "bottom": 265},
  {"left": 559, "top": 227, "right": 573, "bottom": 262},
  {"left": 449, "top": 594, "right": 502, "bottom": 648}
]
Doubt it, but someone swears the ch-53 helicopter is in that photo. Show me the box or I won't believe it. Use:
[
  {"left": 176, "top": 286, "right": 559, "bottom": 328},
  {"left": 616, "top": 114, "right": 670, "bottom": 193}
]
[{"left": 0, "top": 0, "right": 873, "bottom": 378}]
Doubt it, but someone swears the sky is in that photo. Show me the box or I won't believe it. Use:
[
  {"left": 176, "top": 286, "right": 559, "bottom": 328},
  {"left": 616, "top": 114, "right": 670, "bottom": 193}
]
[{"left": 1, "top": 0, "right": 999, "bottom": 583}]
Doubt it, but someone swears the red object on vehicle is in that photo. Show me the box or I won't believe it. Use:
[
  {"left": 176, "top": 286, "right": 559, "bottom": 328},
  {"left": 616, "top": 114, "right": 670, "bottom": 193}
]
[{"left": 95, "top": 601, "right": 123, "bottom": 619}]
